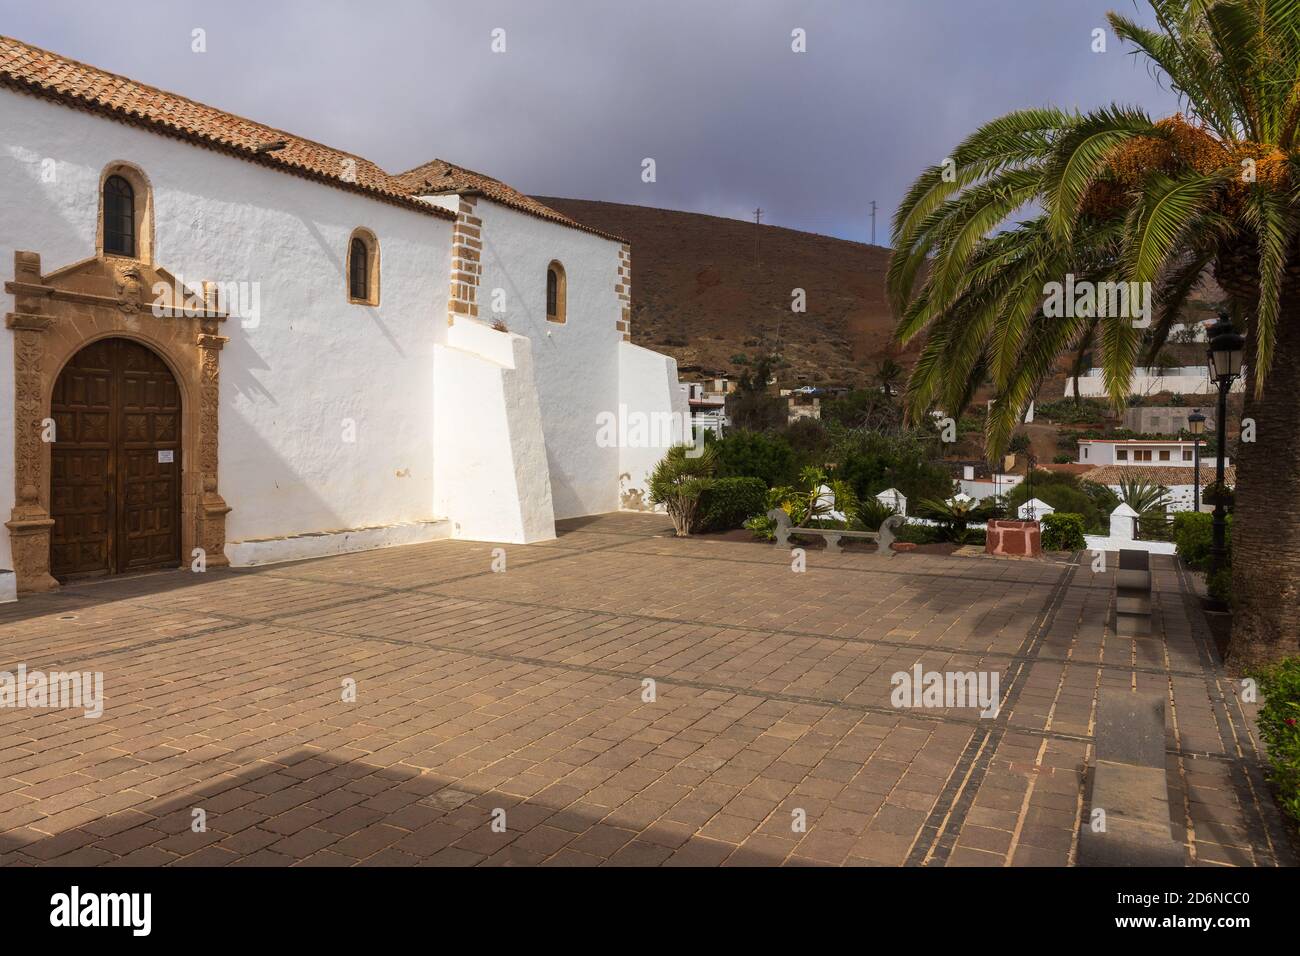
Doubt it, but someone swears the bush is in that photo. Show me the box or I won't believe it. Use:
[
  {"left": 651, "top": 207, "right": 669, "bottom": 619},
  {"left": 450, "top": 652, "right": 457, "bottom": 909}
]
[
  {"left": 1207, "top": 567, "right": 1233, "bottom": 606},
  {"left": 784, "top": 418, "right": 831, "bottom": 469},
  {"left": 1137, "top": 510, "right": 1174, "bottom": 541},
  {"left": 1041, "top": 512, "right": 1086, "bottom": 551},
  {"left": 1249, "top": 658, "right": 1300, "bottom": 824},
  {"left": 821, "top": 390, "right": 904, "bottom": 431},
  {"left": 1171, "top": 512, "right": 1231, "bottom": 571},
  {"left": 834, "top": 431, "right": 954, "bottom": 505},
  {"left": 893, "top": 522, "right": 940, "bottom": 545},
  {"left": 710, "top": 430, "right": 797, "bottom": 487},
  {"left": 1052, "top": 454, "right": 1073, "bottom": 464},
  {"left": 1007, "top": 473, "right": 1109, "bottom": 533},
  {"left": 1035, "top": 397, "right": 1109, "bottom": 425},
  {"left": 696, "top": 477, "right": 767, "bottom": 533}
]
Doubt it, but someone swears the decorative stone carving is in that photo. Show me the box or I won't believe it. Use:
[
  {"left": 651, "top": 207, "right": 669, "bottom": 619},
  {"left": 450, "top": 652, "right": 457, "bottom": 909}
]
[{"left": 4, "top": 251, "right": 231, "bottom": 592}]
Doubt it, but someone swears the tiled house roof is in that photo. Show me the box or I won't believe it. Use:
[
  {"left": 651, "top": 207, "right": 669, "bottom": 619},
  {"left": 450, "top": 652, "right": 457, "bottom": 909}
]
[
  {"left": 1080, "top": 464, "right": 1235, "bottom": 487},
  {"left": 394, "top": 159, "right": 625, "bottom": 242},
  {"left": 0, "top": 34, "right": 453, "bottom": 219}
]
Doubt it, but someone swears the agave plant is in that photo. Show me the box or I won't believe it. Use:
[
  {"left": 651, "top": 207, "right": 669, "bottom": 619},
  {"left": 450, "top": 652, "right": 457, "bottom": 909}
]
[
  {"left": 647, "top": 444, "right": 717, "bottom": 537},
  {"left": 888, "top": 0, "right": 1300, "bottom": 665}
]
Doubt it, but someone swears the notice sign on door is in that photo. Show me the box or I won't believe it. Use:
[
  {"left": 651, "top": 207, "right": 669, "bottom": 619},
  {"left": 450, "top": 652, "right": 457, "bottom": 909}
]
[{"left": 158, "top": 450, "right": 174, "bottom": 463}]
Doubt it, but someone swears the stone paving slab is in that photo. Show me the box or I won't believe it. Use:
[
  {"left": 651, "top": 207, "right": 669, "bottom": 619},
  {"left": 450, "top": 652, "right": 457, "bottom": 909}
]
[{"left": 0, "top": 513, "right": 1291, "bottom": 867}]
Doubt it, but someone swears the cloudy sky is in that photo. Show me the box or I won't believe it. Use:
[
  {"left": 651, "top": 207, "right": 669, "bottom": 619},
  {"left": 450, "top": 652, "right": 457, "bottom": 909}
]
[{"left": 1, "top": 0, "right": 1181, "bottom": 243}]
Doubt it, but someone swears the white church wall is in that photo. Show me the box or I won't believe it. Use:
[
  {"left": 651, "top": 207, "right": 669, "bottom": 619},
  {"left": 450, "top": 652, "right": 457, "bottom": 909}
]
[
  {"left": 433, "top": 321, "right": 555, "bottom": 542},
  {"left": 617, "top": 341, "right": 688, "bottom": 512},
  {"left": 0, "top": 90, "right": 453, "bottom": 569},
  {"left": 472, "top": 201, "right": 625, "bottom": 519}
]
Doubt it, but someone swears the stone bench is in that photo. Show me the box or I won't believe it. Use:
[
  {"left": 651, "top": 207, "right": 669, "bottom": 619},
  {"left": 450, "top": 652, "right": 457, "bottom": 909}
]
[
  {"left": 767, "top": 510, "right": 904, "bottom": 554},
  {"left": 1115, "top": 548, "right": 1153, "bottom": 637},
  {"left": 1078, "top": 689, "right": 1185, "bottom": 866}
]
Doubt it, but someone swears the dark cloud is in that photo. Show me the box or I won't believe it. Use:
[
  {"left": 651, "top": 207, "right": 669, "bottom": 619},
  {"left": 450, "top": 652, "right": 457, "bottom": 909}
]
[{"left": 2, "top": 0, "right": 1180, "bottom": 241}]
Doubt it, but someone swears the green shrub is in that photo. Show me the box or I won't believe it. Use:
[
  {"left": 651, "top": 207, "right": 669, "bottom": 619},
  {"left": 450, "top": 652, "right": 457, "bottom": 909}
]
[
  {"left": 1034, "top": 397, "right": 1110, "bottom": 425},
  {"left": 1041, "top": 513, "right": 1086, "bottom": 551},
  {"left": 1250, "top": 658, "right": 1300, "bottom": 824},
  {"left": 893, "top": 522, "right": 940, "bottom": 545},
  {"left": 1172, "top": 512, "right": 1231, "bottom": 571},
  {"left": 696, "top": 477, "right": 767, "bottom": 533},
  {"left": 834, "top": 431, "right": 954, "bottom": 505},
  {"left": 1137, "top": 510, "right": 1174, "bottom": 541},
  {"left": 784, "top": 418, "right": 831, "bottom": 469},
  {"left": 708, "top": 429, "right": 797, "bottom": 487},
  {"left": 1052, "top": 454, "right": 1073, "bottom": 464},
  {"left": 1207, "top": 567, "right": 1233, "bottom": 605},
  {"left": 1007, "top": 473, "right": 1109, "bottom": 533},
  {"left": 1082, "top": 480, "right": 1121, "bottom": 519}
]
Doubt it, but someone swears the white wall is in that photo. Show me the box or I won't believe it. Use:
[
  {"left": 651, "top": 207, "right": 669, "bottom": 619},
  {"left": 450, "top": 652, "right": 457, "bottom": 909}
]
[
  {"left": 0, "top": 91, "right": 453, "bottom": 568},
  {"left": 433, "top": 321, "right": 555, "bottom": 542},
  {"left": 618, "top": 341, "right": 689, "bottom": 512},
  {"left": 1066, "top": 368, "right": 1247, "bottom": 397},
  {"left": 471, "top": 201, "right": 625, "bottom": 519}
]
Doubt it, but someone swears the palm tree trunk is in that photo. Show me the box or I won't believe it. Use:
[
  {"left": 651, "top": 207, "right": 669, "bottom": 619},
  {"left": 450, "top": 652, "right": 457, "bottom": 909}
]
[{"left": 1222, "top": 270, "right": 1300, "bottom": 668}]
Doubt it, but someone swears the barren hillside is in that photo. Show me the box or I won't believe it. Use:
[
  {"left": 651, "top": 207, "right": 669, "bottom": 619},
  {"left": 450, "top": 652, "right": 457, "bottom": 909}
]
[{"left": 536, "top": 197, "right": 913, "bottom": 387}]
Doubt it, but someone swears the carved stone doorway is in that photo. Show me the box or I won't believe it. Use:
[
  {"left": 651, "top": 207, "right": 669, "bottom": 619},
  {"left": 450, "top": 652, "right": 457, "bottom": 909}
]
[{"left": 5, "top": 252, "right": 231, "bottom": 592}]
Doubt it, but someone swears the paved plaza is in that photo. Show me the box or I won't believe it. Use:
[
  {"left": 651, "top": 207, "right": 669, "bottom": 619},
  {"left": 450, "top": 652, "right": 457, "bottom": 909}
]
[{"left": 0, "top": 513, "right": 1291, "bottom": 866}]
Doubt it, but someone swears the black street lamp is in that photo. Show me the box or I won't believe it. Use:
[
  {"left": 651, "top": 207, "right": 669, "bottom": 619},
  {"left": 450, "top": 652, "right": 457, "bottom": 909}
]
[
  {"left": 1188, "top": 409, "right": 1206, "bottom": 512},
  {"left": 1205, "top": 313, "right": 1245, "bottom": 581}
]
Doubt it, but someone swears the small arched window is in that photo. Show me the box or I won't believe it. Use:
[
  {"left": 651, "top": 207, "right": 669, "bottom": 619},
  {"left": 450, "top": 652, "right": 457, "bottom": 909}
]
[
  {"left": 546, "top": 260, "right": 566, "bottom": 324},
  {"left": 347, "top": 229, "right": 379, "bottom": 305},
  {"left": 103, "top": 175, "right": 136, "bottom": 257}
]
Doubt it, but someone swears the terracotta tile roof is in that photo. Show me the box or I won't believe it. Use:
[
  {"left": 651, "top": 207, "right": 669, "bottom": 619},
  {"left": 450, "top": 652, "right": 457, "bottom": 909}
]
[
  {"left": 1038, "top": 463, "right": 1097, "bottom": 476},
  {"left": 1080, "top": 464, "right": 1235, "bottom": 487},
  {"left": 0, "top": 34, "right": 453, "bottom": 221},
  {"left": 394, "top": 159, "right": 626, "bottom": 243}
]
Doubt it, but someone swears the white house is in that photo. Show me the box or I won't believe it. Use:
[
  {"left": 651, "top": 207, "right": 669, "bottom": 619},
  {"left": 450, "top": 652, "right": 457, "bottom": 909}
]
[
  {"left": 0, "top": 35, "right": 686, "bottom": 598},
  {"left": 1065, "top": 365, "right": 1247, "bottom": 398},
  {"left": 682, "top": 382, "right": 728, "bottom": 435},
  {"left": 1075, "top": 438, "right": 1231, "bottom": 512},
  {"left": 1076, "top": 439, "right": 1224, "bottom": 468}
]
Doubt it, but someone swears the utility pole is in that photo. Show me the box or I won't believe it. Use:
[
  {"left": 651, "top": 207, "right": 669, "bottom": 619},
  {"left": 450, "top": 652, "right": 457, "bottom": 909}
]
[
  {"left": 753, "top": 207, "right": 763, "bottom": 266},
  {"left": 870, "top": 200, "right": 877, "bottom": 246}
]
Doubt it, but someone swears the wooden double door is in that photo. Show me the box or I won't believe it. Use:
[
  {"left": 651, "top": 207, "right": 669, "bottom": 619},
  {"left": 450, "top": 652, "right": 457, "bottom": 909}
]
[{"left": 50, "top": 338, "right": 182, "bottom": 579}]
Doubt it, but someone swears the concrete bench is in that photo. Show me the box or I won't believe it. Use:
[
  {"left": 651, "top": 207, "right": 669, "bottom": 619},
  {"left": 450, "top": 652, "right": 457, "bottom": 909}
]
[
  {"left": 1078, "top": 689, "right": 1185, "bottom": 866},
  {"left": 1115, "top": 548, "right": 1153, "bottom": 637},
  {"left": 767, "top": 510, "right": 904, "bottom": 554}
]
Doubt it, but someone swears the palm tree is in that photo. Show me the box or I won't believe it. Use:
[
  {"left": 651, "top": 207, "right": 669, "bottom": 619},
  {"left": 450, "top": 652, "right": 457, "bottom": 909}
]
[
  {"left": 648, "top": 445, "right": 717, "bottom": 536},
  {"left": 888, "top": 0, "right": 1300, "bottom": 666},
  {"left": 1118, "top": 474, "right": 1173, "bottom": 515},
  {"left": 874, "top": 358, "right": 905, "bottom": 396}
]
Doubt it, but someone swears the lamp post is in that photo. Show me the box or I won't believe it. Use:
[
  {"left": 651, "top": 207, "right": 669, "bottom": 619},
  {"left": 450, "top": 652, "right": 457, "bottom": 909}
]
[
  {"left": 1188, "top": 409, "right": 1206, "bottom": 512},
  {"left": 1205, "top": 313, "right": 1244, "bottom": 581}
]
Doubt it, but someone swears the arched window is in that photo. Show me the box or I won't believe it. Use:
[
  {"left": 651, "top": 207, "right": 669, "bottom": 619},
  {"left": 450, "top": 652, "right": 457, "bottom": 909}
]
[
  {"left": 349, "top": 238, "right": 368, "bottom": 299},
  {"left": 347, "top": 229, "right": 379, "bottom": 304},
  {"left": 546, "top": 260, "right": 566, "bottom": 324},
  {"left": 98, "top": 164, "right": 152, "bottom": 262},
  {"left": 103, "top": 175, "right": 136, "bottom": 257}
]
